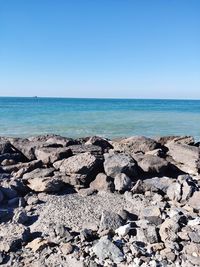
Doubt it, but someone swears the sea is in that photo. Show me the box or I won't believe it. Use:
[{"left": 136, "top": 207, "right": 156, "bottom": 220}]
[{"left": 0, "top": 97, "right": 200, "bottom": 140}]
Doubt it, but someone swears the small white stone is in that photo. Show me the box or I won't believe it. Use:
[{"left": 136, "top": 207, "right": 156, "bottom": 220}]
[
  {"left": 188, "top": 217, "right": 200, "bottom": 226},
  {"left": 192, "top": 252, "right": 198, "bottom": 257},
  {"left": 115, "top": 223, "right": 132, "bottom": 238}
]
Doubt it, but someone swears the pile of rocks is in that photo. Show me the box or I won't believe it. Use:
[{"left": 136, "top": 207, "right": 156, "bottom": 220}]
[{"left": 0, "top": 134, "right": 200, "bottom": 266}]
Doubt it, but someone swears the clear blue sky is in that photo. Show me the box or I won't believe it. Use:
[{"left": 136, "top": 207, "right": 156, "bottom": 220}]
[{"left": 0, "top": 0, "right": 200, "bottom": 99}]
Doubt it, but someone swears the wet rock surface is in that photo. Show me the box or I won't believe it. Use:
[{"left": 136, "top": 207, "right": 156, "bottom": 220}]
[{"left": 0, "top": 134, "right": 200, "bottom": 266}]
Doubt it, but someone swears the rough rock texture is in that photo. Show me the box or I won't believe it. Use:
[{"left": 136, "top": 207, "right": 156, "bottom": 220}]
[
  {"left": 188, "top": 191, "right": 200, "bottom": 210},
  {"left": 0, "top": 223, "right": 30, "bottom": 252},
  {"left": 54, "top": 152, "right": 101, "bottom": 174},
  {"left": 35, "top": 147, "right": 72, "bottom": 164},
  {"left": 99, "top": 210, "right": 124, "bottom": 232},
  {"left": 134, "top": 154, "right": 170, "bottom": 174},
  {"left": 85, "top": 136, "right": 113, "bottom": 150},
  {"left": 22, "top": 167, "right": 55, "bottom": 180},
  {"left": 155, "top": 135, "right": 195, "bottom": 146},
  {"left": 112, "top": 136, "right": 159, "bottom": 155},
  {"left": 92, "top": 236, "right": 124, "bottom": 264},
  {"left": 104, "top": 151, "right": 138, "bottom": 179},
  {"left": 0, "top": 134, "right": 200, "bottom": 267},
  {"left": 90, "top": 173, "right": 113, "bottom": 191},
  {"left": 27, "top": 176, "right": 64, "bottom": 192},
  {"left": 114, "top": 173, "right": 132, "bottom": 191},
  {"left": 166, "top": 141, "right": 200, "bottom": 174}
]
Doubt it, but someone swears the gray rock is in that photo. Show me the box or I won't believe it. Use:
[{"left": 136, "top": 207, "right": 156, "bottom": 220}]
[
  {"left": 44, "top": 135, "right": 76, "bottom": 147},
  {"left": 124, "top": 192, "right": 151, "bottom": 215},
  {"left": 80, "top": 228, "right": 94, "bottom": 241},
  {"left": 181, "top": 180, "right": 194, "bottom": 202},
  {"left": 134, "top": 228, "right": 148, "bottom": 243},
  {"left": 155, "top": 135, "right": 194, "bottom": 146},
  {"left": 9, "top": 138, "right": 41, "bottom": 160},
  {"left": 85, "top": 136, "right": 113, "bottom": 150},
  {"left": 60, "top": 242, "right": 74, "bottom": 255},
  {"left": 27, "top": 176, "right": 64, "bottom": 193},
  {"left": 143, "top": 176, "right": 175, "bottom": 193},
  {"left": 51, "top": 224, "right": 74, "bottom": 242},
  {"left": 112, "top": 136, "right": 159, "bottom": 155},
  {"left": 64, "top": 173, "right": 87, "bottom": 186},
  {"left": 35, "top": 147, "right": 72, "bottom": 164},
  {"left": 189, "top": 231, "right": 200, "bottom": 243},
  {"left": 22, "top": 167, "right": 55, "bottom": 180},
  {"left": 160, "top": 247, "right": 177, "bottom": 262},
  {"left": 114, "top": 173, "right": 132, "bottom": 191},
  {"left": 183, "top": 243, "right": 200, "bottom": 265},
  {"left": 26, "top": 194, "right": 39, "bottom": 205},
  {"left": 104, "top": 151, "right": 138, "bottom": 179},
  {"left": 90, "top": 173, "right": 113, "bottom": 192},
  {"left": 53, "top": 152, "right": 102, "bottom": 185},
  {"left": 92, "top": 236, "right": 124, "bottom": 264},
  {"left": 99, "top": 210, "right": 124, "bottom": 232},
  {"left": 145, "top": 148, "right": 164, "bottom": 156},
  {"left": 0, "top": 223, "right": 30, "bottom": 252},
  {"left": 167, "top": 182, "right": 182, "bottom": 202},
  {"left": 78, "top": 188, "right": 96, "bottom": 196},
  {"left": 134, "top": 154, "right": 170, "bottom": 174},
  {"left": 140, "top": 206, "right": 161, "bottom": 219},
  {"left": 159, "top": 218, "right": 180, "bottom": 243},
  {"left": 188, "top": 191, "right": 200, "bottom": 210},
  {"left": 7, "top": 160, "right": 43, "bottom": 178},
  {"left": 166, "top": 142, "right": 200, "bottom": 174},
  {"left": 144, "top": 225, "right": 159, "bottom": 244}
]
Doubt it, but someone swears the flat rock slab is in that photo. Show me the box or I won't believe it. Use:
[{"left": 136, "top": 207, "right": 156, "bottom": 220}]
[
  {"left": 112, "top": 136, "right": 159, "bottom": 155},
  {"left": 30, "top": 192, "right": 127, "bottom": 233},
  {"left": 166, "top": 142, "right": 200, "bottom": 174}
]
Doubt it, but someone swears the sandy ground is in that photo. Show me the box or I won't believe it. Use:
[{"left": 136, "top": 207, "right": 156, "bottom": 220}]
[{"left": 30, "top": 191, "right": 129, "bottom": 234}]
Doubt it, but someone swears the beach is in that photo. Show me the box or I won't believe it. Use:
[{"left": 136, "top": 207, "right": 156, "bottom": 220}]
[
  {"left": 1, "top": 0, "right": 200, "bottom": 265},
  {"left": 0, "top": 134, "right": 200, "bottom": 266}
]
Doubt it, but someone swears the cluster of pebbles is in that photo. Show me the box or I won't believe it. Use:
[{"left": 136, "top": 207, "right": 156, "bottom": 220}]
[{"left": 0, "top": 134, "right": 200, "bottom": 266}]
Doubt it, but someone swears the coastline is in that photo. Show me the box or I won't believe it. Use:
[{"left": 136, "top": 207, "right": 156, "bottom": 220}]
[{"left": 0, "top": 134, "right": 200, "bottom": 266}]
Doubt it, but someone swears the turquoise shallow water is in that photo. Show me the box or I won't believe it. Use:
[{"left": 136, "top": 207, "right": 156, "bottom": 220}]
[{"left": 0, "top": 97, "right": 200, "bottom": 140}]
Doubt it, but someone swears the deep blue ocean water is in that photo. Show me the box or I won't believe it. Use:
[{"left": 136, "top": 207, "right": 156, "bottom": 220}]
[{"left": 0, "top": 97, "right": 200, "bottom": 140}]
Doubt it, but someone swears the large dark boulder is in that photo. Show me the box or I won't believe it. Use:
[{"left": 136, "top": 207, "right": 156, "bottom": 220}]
[
  {"left": 53, "top": 152, "right": 103, "bottom": 186},
  {"left": 134, "top": 154, "right": 170, "bottom": 175},
  {"left": 35, "top": 147, "right": 72, "bottom": 164},
  {"left": 166, "top": 142, "right": 200, "bottom": 174},
  {"left": 85, "top": 136, "right": 113, "bottom": 151},
  {"left": 103, "top": 151, "right": 138, "bottom": 179},
  {"left": 112, "top": 136, "right": 159, "bottom": 156},
  {"left": 155, "top": 136, "right": 195, "bottom": 146}
]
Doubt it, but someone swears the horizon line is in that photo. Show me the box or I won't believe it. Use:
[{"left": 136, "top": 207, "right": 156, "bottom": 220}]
[{"left": 0, "top": 96, "right": 200, "bottom": 101}]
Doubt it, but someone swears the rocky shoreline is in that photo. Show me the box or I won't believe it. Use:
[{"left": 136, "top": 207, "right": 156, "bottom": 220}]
[{"left": 0, "top": 134, "right": 200, "bottom": 266}]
